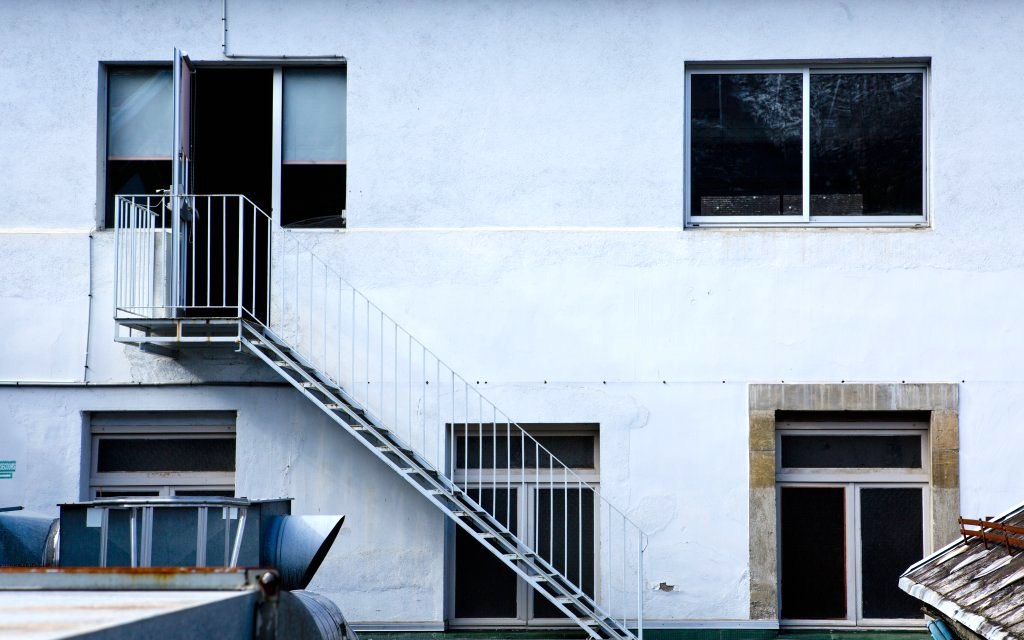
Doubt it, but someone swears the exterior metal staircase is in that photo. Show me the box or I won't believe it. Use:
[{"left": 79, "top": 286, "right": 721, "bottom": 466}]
[{"left": 112, "top": 194, "right": 647, "bottom": 640}]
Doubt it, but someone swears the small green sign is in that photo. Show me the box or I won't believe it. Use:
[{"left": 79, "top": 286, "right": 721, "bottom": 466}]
[{"left": 0, "top": 461, "right": 15, "bottom": 480}]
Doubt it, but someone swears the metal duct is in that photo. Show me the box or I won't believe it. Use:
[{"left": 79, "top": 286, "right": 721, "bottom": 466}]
[
  {"left": 0, "top": 511, "right": 59, "bottom": 567},
  {"left": 261, "top": 515, "right": 344, "bottom": 591},
  {"left": 277, "top": 590, "right": 359, "bottom": 640}
]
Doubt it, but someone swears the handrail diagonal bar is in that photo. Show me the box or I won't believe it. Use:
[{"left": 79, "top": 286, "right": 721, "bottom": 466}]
[
  {"left": 114, "top": 195, "right": 646, "bottom": 637},
  {"left": 271, "top": 234, "right": 641, "bottom": 527},
  {"left": 261, "top": 232, "right": 647, "bottom": 632}
]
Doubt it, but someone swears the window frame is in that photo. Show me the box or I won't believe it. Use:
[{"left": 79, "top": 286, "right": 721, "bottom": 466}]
[
  {"left": 447, "top": 424, "right": 601, "bottom": 628},
  {"left": 89, "top": 415, "right": 236, "bottom": 497},
  {"left": 98, "top": 60, "right": 347, "bottom": 230},
  {"left": 684, "top": 61, "right": 929, "bottom": 228},
  {"left": 98, "top": 62, "right": 174, "bottom": 229},
  {"left": 774, "top": 417, "right": 930, "bottom": 627},
  {"left": 775, "top": 419, "right": 930, "bottom": 484},
  {"left": 776, "top": 481, "right": 929, "bottom": 627}
]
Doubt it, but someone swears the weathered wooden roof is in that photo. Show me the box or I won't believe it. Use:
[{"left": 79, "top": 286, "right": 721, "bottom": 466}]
[{"left": 900, "top": 502, "right": 1024, "bottom": 640}]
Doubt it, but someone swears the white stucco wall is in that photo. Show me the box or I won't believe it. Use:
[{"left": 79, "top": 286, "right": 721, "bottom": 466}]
[{"left": 1, "top": 0, "right": 1024, "bottom": 627}]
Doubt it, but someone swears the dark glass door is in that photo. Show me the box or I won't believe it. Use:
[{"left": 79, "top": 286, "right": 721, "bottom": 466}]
[
  {"left": 453, "top": 488, "right": 519, "bottom": 619},
  {"left": 779, "top": 486, "right": 848, "bottom": 619},
  {"left": 859, "top": 487, "right": 924, "bottom": 619},
  {"left": 532, "top": 488, "right": 595, "bottom": 619}
]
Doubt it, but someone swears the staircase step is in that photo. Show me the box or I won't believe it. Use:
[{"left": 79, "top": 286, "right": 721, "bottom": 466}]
[
  {"left": 504, "top": 551, "right": 540, "bottom": 561},
  {"left": 452, "top": 509, "right": 489, "bottom": 518},
  {"left": 479, "top": 531, "right": 517, "bottom": 541},
  {"left": 375, "top": 444, "right": 415, "bottom": 455},
  {"left": 252, "top": 339, "right": 292, "bottom": 354}
]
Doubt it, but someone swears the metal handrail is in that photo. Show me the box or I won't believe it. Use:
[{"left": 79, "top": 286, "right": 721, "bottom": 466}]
[
  {"left": 261, "top": 232, "right": 648, "bottom": 628},
  {"left": 113, "top": 195, "right": 646, "bottom": 630}
]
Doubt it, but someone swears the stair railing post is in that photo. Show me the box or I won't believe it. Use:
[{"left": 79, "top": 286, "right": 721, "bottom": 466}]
[
  {"left": 251, "top": 202, "right": 256, "bottom": 319},
  {"left": 113, "top": 198, "right": 121, "bottom": 320},
  {"left": 638, "top": 533, "right": 644, "bottom": 640},
  {"left": 265, "top": 210, "right": 271, "bottom": 325},
  {"left": 237, "top": 195, "right": 245, "bottom": 318}
]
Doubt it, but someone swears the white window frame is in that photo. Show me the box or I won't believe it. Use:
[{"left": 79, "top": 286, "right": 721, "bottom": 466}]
[
  {"left": 776, "top": 482, "right": 929, "bottom": 628},
  {"left": 447, "top": 425, "right": 601, "bottom": 628},
  {"left": 89, "top": 417, "right": 236, "bottom": 498},
  {"left": 775, "top": 420, "right": 930, "bottom": 484},
  {"left": 684, "top": 61, "right": 929, "bottom": 228},
  {"left": 776, "top": 418, "right": 930, "bottom": 628},
  {"left": 99, "top": 60, "right": 346, "bottom": 230}
]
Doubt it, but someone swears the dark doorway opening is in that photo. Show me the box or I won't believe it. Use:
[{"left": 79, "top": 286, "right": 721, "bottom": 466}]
[
  {"left": 185, "top": 68, "right": 272, "bottom": 322},
  {"left": 193, "top": 68, "right": 272, "bottom": 212}
]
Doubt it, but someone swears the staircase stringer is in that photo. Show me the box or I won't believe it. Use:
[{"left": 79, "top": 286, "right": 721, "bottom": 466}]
[{"left": 239, "top": 323, "right": 630, "bottom": 640}]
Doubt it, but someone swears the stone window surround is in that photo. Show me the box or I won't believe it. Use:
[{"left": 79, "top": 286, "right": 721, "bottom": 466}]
[{"left": 748, "top": 383, "right": 959, "bottom": 621}]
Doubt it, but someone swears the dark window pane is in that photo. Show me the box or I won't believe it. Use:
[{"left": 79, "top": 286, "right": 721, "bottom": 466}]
[
  {"left": 281, "top": 164, "right": 346, "bottom": 228},
  {"left": 105, "top": 159, "right": 171, "bottom": 228},
  {"left": 95, "top": 490, "right": 161, "bottom": 498},
  {"left": 690, "top": 73, "right": 803, "bottom": 216},
  {"left": 174, "top": 489, "right": 235, "bottom": 497},
  {"left": 780, "top": 487, "right": 847, "bottom": 619},
  {"left": 860, "top": 488, "right": 924, "bottom": 619},
  {"left": 454, "top": 489, "right": 518, "bottom": 618},
  {"left": 810, "top": 73, "right": 923, "bottom": 216},
  {"left": 456, "top": 434, "right": 595, "bottom": 469},
  {"left": 97, "top": 438, "right": 235, "bottom": 472},
  {"left": 781, "top": 435, "right": 921, "bottom": 469},
  {"left": 533, "top": 488, "right": 595, "bottom": 618}
]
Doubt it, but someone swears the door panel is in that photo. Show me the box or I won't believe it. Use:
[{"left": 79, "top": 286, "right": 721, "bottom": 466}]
[
  {"left": 859, "top": 487, "right": 924, "bottom": 620},
  {"left": 454, "top": 488, "right": 519, "bottom": 619},
  {"left": 532, "top": 488, "right": 595, "bottom": 619},
  {"left": 779, "top": 486, "right": 848, "bottom": 619},
  {"left": 171, "top": 48, "right": 194, "bottom": 310}
]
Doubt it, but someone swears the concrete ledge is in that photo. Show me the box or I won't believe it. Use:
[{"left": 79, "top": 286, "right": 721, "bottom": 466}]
[{"left": 749, "top": 383, "right": 958, "bottom": 412}]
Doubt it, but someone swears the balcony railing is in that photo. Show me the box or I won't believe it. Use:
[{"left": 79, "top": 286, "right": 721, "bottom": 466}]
[{"left": 113, "top": 194, "right": 271, "bottom": 324}]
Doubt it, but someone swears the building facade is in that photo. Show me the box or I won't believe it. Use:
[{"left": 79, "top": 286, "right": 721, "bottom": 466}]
[{"left": 2, "top": 0, "right": 1023, "bottom": 636}]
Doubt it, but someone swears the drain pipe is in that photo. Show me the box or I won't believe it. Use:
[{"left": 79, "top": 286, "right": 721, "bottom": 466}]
[
  {"left": 83, "top": 233, "right": 94, "bottom": 382},
  {"left": 222, "top": 0, "right": 344, "bottom": 60}
]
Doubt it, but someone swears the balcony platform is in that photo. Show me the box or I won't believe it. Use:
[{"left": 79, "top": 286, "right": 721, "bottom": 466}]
[{"left": 114, "top": 316, "right": 244, "bottom": 346}]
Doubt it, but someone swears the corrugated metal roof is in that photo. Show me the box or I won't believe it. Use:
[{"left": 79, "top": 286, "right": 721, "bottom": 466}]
[{"left": 900, "top": 502, "right": 1024, "bottom": 640}]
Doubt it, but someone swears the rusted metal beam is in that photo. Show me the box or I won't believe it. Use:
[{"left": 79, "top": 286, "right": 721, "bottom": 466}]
[{"left": 959, "top": 516, "right": 1024, "bottom": 553}]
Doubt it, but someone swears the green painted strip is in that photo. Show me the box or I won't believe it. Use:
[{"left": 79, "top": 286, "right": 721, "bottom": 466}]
[
  {"left": 360, "top": 629, "right": 929, "bottom": 640},
  {"left": 642, "top": 630, "right": 777, "bottom": 640},
  {"left": 778, "top": 632, "right": 929, "bottom": 640}
]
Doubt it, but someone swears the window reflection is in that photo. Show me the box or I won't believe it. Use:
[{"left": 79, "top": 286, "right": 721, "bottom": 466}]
[
  {"left": 810, "top": 73, "right": 923, "bottom": 216},
  {"left": 690, "top": 73, "right": 803, "bottom": 216}
]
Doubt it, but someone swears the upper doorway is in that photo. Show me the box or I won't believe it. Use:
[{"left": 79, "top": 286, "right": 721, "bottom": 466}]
[
  {"left": 181, "top": 66, "right": 273, "bottom": 320},
  {"left": 193, "top": 67, "right": 273, "bottom": 213},
  {"left": 103, "top": 55, "right": 347, "bottom": 324}
]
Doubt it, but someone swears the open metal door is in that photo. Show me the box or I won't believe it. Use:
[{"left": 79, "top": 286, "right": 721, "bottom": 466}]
[{"left": 170, "top": 48, "right": 194, "bottom": 313}]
